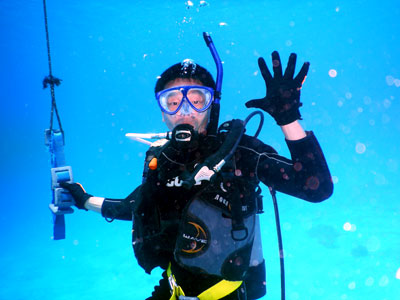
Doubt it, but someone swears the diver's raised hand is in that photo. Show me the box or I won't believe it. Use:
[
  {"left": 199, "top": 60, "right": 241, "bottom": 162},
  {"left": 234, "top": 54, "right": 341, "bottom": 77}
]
[
  {"left": 60, "top": 182, "right": 92, "bottom": 210},
  {"left": 246, "top": 51, "right": 309, "bottom": 125}
]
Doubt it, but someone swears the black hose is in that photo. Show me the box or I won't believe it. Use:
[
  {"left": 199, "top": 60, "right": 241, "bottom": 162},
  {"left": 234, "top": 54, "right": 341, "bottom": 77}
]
[
  {"left": 181, "top": 111, "right": 264, "bottom": 189},
  {"left": 223, "top": 110, "right": 264, "bottom": 163},
  {"left": 270, "top": 187, "right": 285, "bottom": 300}
]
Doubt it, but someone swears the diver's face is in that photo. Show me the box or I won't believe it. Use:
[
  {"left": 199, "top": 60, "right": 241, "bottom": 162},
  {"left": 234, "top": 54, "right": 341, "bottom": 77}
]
[{"left": 161, "top": 78, "right": 211, "bottom": 133}]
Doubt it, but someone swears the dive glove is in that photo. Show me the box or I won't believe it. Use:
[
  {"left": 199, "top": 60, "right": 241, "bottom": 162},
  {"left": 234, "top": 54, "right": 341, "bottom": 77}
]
[
  {"left": 246, "top": 51, "right": 310, "bottom": 126},
  {"left": 60, "top": 182, "right": 92, "bottom": 210}
]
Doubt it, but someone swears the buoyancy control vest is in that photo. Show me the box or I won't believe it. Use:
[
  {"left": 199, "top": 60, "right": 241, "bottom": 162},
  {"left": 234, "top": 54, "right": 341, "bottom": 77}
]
[
  {"left": 174, "top": 175, "right": 262, "bottom": 281},
  {"left": 132, "top": 124, "right": 267, "bottom": 298}
]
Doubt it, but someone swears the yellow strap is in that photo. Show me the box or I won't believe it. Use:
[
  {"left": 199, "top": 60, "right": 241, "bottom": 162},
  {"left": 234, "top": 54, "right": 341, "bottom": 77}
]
[
  {"left": 167, "top": 263, "right": 185, "bottom": 300},
  {"left": 197, "top": 279, "right": 242, "bottom": 300},
  {"left": 167, "top": 262, "right": 242, "bottom": 300},
  {"left": 167, "top": 262, "right": 173, "bottom": 277},
  {"left": 169, "top": 285, "right": 185, "bottom": 300}
]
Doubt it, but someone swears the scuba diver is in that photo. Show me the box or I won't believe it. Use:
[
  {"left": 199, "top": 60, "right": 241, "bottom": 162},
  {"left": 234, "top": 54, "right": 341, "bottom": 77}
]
[{"left": 61, "top": 40, "right": 333, "bottom": 299}]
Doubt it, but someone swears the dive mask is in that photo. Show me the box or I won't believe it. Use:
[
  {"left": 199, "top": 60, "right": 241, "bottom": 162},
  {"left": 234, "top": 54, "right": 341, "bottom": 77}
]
[{"left": 156, "top": 85, "right": 214, "bottom": 115}]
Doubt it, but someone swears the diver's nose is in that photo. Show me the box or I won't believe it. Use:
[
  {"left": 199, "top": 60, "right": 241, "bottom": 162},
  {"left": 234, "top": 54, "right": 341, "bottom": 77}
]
[{"left": 179, "top": 100, "right": 193, "bottom": 116}]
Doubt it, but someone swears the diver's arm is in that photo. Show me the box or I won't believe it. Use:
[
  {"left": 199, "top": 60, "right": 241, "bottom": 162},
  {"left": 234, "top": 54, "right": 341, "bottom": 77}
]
[
  {"left": 280, "top": 120, "right": 306, "bottom": 141},
  {"left": 100, "top": 186, "right": 143, "bottom": 221},
  {"left": 84, "top": 196, "right": 133, "bottom": 220},
  {"left": 84, "top": 197, "right": 104, "bottom": 213},
  {"left": 285, "top": 131, "right": 333, "bottom": 201},
  {"left": 100, "top": 197, "right": 132, "bottom": 221},
  {"left": 60, "top": 182, "right": 132, "bottom": 220},
  {"left": 244, "top": 51, "right": 332, "bottom": 201},
  {"left": 255, "top": 132, "right": 333, "bottom": 202}
]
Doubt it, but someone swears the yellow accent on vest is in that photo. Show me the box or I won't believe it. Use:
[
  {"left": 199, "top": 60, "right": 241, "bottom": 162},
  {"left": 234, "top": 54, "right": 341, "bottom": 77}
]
[{"left": 167, "top": 263, "right": 242, "bottom": 300}]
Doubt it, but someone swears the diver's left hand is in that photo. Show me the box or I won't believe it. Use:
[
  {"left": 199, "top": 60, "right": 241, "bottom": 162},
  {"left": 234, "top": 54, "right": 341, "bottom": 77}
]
[
  {"left": 246, "top": 51, "right": 309, "bottom": 125},
  {"left": 60, "top": 182, "right": 92, "bottom": 210}
]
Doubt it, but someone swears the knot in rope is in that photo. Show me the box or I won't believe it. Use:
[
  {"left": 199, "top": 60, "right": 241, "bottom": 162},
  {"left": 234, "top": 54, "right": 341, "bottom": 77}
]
[{"left": 43, "top": 75, "right": 62, "bottom": 89}]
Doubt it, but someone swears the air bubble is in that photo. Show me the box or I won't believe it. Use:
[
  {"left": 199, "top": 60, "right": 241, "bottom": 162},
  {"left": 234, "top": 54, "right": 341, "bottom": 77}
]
[
  {"left": 272, "top": 60, "right": 280, "bottom": 68},
  {"left": 343, "top": 222, "right": 357, "bottom": 232},
  {"left": 363, "top": 96, "right": 372, "bottom": 105},
  {"left": 341, "top": 124, "right": 351, "bottom": 134},
  {"left": 378, "top": 275, "right": 389, "bottom": 287},
  {"left": 329, "top": 69, "right": 337, "bottom": 77},
  {"left": 185, "top": 1, "right": 194, "bottom": 8},
  {"left": 343, "top": 222, "right": 352, "bottom": 231},
  {"left": 386, "top": 75, "right": 394, "bottom": 86},
  {"left": 306, "top": 176, "right": 319, "bottom": 190},
  {"left": 348, "top": 281, "right": 356, "bottom": 290},
  {"left": 366, "top": 236, "right": 381, "bottom": 252},
  {"left": 383, "top": 99, "right": 391, "bottom": 108},
  {"left": 396, "top": 267, "right": 400, "bottom": 279},
  {"left": 355, "top": 142, "right": 366, "bottom": 154},
  {"left": 365, "top": 277, "right": 374, "bottom": 286},
  {"left": 199, "top": 1, "right": 209, "bottom": 7},
  {"left": 294, "top": 162, "right": 303, "bottom": 171}
]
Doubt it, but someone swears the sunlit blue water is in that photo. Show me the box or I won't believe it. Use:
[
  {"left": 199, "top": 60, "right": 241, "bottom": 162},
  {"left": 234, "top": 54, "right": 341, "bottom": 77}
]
[{"left": 1, "top": 1, "right": 399, "bottom": 299}]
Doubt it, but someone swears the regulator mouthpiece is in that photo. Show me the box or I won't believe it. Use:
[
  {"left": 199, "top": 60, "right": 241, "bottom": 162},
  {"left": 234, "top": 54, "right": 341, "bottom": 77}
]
[{"left": 171, "top": 124, "right": 199, "bottom": 149}]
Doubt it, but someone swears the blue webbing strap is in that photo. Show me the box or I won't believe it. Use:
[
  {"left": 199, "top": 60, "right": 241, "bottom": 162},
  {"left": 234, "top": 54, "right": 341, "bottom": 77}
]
[
  {"left": 46, "top": 129, "right": 74, "bottom": 240},
  {"left": 51, "top": 130, "right": 66, "bottom": 240}
]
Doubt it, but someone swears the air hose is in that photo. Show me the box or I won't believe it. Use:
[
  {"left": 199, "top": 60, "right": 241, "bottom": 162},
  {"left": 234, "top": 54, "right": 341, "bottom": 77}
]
[{"left": 181, "top": 110, "right": 264, "bottom": 189}]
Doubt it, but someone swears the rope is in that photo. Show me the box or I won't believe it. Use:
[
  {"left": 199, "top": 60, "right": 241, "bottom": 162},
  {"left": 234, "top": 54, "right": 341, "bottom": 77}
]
[{"left": 42, "top": 0, "right": 64, "bottom": 136}]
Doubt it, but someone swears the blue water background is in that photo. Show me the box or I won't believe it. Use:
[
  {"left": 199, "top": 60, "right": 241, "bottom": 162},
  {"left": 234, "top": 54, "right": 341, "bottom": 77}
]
[{"left": 1, "top": 0, "right": 399, "bottom": 299}]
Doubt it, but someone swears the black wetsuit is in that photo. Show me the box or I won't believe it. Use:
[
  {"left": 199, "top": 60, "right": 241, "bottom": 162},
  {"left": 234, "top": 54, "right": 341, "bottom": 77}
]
[{"left": 101, "top": 131, "right": 333, "bottom": 299}]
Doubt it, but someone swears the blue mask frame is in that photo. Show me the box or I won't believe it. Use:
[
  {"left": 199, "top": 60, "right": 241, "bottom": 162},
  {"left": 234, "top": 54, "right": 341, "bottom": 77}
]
[{"left": 156, "top": 85, "right": 214, "bottom": 115}]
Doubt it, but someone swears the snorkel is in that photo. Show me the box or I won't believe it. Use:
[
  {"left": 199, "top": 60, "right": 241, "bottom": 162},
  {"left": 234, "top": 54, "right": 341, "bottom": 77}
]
[
  {"left": 203, "top": 32, "right": 223, "bottom": 100},
  {"left": 203, "top": 32, "right": 223, "bottom": 135}
]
